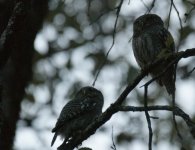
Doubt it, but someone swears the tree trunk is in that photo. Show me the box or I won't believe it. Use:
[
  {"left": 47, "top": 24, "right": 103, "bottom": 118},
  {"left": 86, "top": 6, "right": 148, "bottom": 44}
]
[{"left": 0, "top": 0, "right": 48, "bottom": 149}]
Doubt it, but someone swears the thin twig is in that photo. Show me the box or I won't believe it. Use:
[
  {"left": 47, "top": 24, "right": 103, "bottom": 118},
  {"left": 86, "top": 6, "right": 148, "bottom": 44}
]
[
  {"left": 173, "top": 2, "right": 183, "bottom": 31},
  {"left": 184, "top": 0, "right": 195, "bottom": 22},
  {"left": 172, "top": 1, "right": 183, "bottom": 51},
  {"left": 171, "top": 61, "right": 182, "bottom": 140},
  {"left": 141, "top": 50, "right": 194, "bottom": 88},
  {"left": 92, "top": 0, "right": 124, "bottom": 86},
  {"left": 172, "top": 93, "right": 182, "bottom": 140},
  {"left": 188, "top": 67, "right": 195, "bottom": 74},
  {"left": 144, "top": 85, "right": 153, "bottom": 150},
  {"left": 111, "top": 126, "right": 117, "bottom": 150},
  {"left": 181, "top": 66, "right": 195, "bottom": 79},
  {"left": 173, "top": 2, "right": 183, "bottom": 32},
  {"left": 184, "top": 7, "right": 195, "bottom": 22},
  {"left": 167, "top": 0, "right": 173, "bottom": 29},
  {"left": 147, "top": 0, "right": 156, "bottom": 13},
  {"left": 89, "top": 8, "right": 116, "bottom": 25},
  {"left": 117, "top": 105, "right": 195, "bottom": 130},
  {"left": 141, "top": 0, "right": 150, "bottom": 11}
]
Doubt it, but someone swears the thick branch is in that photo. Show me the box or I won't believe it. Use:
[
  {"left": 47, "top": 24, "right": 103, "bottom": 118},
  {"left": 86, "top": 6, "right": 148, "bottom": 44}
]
[{"left": 61, "top": 48, "right": 195, "bottom": 150}]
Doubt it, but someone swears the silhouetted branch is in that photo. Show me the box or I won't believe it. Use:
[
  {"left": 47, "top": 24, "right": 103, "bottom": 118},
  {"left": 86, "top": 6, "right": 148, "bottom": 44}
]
[
  {"left": 143, "top": 48, "right": 195, "bottom": 87},
  {"left": 118, "top": 105, "right": 195, "bottom": 140},
  {"left": 141, "top": 0, "right": 155, "bottom": 12},
  {"left": 146, "top": 0, "right": 156, "bottom": 13},
  {"left": 118, "top": 105, "right": 195, "bottom": 131},
  {"left": 181, "top": 66, "right": 195, "bottom": 79},
  {"left": 117, "top": 105, "right": 191, "bottom": 119},
  {"left": 184, "top": 0, "right": 195, "bottom": 22},
  {"left": 167, "top": 0, "right": 173, "bottom": 29},
  {"left": 144, "top": 86, "right": 153, "bottom": 150},
  {"left": 92, "top": 0, "right": 124, "bottom": 86},
  {"left": 173, "top": 2, "right": 183, "bottom": 33},
  {"left": 60, "top": 48, "right": 195, "bottom": 150},
  {"left": 111, "top": 126, "right": 117, "bottom": 150}
]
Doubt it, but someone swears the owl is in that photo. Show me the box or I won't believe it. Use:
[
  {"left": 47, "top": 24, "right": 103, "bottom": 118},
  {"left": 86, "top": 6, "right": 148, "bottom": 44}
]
[
  {"left": 51, "top": 86, "right": 104, "bottom": 146},
  {"left": 132, "top": 14, "right": 176, "bottom": 95}
]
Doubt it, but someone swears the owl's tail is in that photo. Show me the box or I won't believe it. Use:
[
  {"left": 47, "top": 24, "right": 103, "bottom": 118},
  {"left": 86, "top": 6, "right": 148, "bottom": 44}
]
[
  {"left": 152, "top": 64, "right": 176, "bottom": 95},
  {"left": 161, "top": 66, "right": 176, "bottom": 96},
  {"left": 51, "top": 133, "right": 57, "bottom": 146}
]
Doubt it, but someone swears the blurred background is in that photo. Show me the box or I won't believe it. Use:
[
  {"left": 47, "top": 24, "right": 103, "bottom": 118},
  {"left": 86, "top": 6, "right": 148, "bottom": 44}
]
[{"left": 13, "top": 0, "right": 195, "bottom": 149}]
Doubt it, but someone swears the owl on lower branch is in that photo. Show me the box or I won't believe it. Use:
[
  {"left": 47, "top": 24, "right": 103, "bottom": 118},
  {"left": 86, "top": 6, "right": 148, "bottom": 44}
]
[{"left": 51, "top": 86, "right": 104, "bottom": 148}]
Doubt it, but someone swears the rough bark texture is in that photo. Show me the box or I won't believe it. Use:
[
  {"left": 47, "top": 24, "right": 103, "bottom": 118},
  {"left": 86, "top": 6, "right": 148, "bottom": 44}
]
[{"left": 0, "top": 0, "right": 48, "bottom": 149}]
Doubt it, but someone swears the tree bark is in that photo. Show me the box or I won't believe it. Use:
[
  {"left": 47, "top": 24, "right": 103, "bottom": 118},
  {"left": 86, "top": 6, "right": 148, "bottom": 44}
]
[{"left": 0, "top": 0, "right": 48, "bottom": 149}]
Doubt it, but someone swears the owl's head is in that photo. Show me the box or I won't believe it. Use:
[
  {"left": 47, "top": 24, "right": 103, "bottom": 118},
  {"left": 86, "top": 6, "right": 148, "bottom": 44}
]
[
  {"left": 75, "top": 86, "right": 104, "bottom": 101},
  {"left": 133, "top": 14, "right": 164, "bottom": 36}
]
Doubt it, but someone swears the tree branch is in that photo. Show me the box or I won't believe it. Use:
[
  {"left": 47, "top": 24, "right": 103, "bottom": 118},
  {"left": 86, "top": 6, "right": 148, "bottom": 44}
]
[
  {"left": 92, "top": 0, "right": 124, "bottom": 86},
  {"left": 117, "top": 105, "right": 195, "bottom": 128},
  {"left": 144, "top": 85, "right": 153, "bottom": 150},
  {"left": 60, "top": 48, "right": 195, "bottom": 150}
]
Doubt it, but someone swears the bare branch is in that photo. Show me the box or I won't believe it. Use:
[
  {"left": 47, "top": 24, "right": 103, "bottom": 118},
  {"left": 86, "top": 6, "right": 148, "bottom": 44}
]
[
  {"left": 117, "top": 105, "right": 191, "bottom": 120},
  {"left": 167, "top": 0, "right": 173, "bottom": 29},
  {"left": 147, "top": 0, "right": 156, "bottom": 13},
  {"left": 117, "top": 105, "right": 195, "bottom": 135},
  {"left": 173, "top": 2, "right": 183, "bottom": 33},
  {"left": 92, "top": 0, "right": 124, "bottom": 86},
  {"left": 181, "top": 66, "right": 195, "bottom": 79},
  {"left": 172, "top": 1, "right": 183, "bottom": 52},
  {"left": 184, "top": 0, "right": 195, "bottom": 22},
  {"left": 142, "top": 49, "right": 195, "bottom": 87},
  {"left": 139, "top": 0, "right": 156, "bottom": 13},
  {"left": 144, "top": 86, "right": 153, "bottom": 150},
  {"left": 60, "top": 48, "right": 195, "bottom": 150},
  {"left": 111, "top": 126, "right": 117, "bottom": 150}
]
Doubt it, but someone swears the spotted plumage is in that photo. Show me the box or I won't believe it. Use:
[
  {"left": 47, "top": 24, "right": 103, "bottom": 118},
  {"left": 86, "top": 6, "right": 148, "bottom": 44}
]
[
  {"left": 132, "top": 14, "right": 176, "bottom": 95},
  {"left": 51, "top": 86, "right": 104, "bottom": 146}
]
